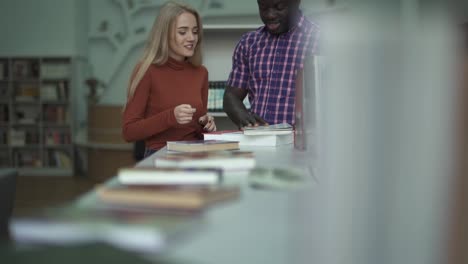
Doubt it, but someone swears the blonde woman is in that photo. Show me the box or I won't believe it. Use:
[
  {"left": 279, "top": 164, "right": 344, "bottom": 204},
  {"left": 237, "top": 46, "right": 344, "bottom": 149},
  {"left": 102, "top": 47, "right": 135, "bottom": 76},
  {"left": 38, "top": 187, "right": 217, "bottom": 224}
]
[{"left": 122, "top": 1, "right": 216, "bottom": 157}]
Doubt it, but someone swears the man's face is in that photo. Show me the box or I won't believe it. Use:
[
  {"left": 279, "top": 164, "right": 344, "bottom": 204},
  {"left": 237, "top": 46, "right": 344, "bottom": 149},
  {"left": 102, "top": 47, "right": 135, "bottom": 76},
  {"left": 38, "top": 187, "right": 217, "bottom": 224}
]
[{"left": 257, "top": 0, "right": 299, "bottom": 35}]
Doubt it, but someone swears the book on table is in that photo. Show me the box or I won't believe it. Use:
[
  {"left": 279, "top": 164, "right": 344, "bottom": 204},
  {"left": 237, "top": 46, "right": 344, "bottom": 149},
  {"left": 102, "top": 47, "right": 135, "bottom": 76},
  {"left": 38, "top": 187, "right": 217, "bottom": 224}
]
[
  {"left": 203, "top": 130, "right": 294, "bottom": 147},
  {"left": 117, "top": 167, "right": 222, "bottom": 185},
  {"left": 166, "top": 140, "right": 239, "bottom": 152},
  {"left": 96, "top": 184, "right": 240, "bottom": 212},
  {"left": 242, "top": 123, "right": 294, "bottom": 136},
  {"left": 154, "top": 151, "right": 256, "bottom": 171}
]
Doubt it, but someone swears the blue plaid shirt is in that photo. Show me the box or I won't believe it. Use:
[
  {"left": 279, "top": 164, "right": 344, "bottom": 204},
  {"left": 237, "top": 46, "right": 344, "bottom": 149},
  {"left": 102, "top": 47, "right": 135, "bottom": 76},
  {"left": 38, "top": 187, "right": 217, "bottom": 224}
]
[{"left": 227, "top": 12, "right": 319, "bottom": 125}]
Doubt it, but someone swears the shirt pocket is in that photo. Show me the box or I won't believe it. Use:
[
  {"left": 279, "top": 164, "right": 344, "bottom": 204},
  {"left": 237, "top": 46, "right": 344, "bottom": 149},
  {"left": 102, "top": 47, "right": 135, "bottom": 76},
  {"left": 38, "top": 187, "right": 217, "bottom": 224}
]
[{"left": 251, "top": 64, "right": 271, "bottom": 87}]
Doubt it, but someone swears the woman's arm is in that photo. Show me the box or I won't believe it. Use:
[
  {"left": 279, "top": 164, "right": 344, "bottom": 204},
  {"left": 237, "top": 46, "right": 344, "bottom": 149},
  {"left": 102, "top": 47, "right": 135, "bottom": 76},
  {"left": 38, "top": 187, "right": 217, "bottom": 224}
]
[{"left": 122, "top": 70, "right": 178, "bottom": 142}]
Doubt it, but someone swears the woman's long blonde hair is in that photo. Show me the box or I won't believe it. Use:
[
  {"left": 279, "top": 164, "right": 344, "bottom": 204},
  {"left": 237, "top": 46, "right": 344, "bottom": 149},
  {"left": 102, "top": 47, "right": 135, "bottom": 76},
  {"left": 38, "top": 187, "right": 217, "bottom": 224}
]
[{"left": 126, "top": 1, "right": 203, "bottom": 101}]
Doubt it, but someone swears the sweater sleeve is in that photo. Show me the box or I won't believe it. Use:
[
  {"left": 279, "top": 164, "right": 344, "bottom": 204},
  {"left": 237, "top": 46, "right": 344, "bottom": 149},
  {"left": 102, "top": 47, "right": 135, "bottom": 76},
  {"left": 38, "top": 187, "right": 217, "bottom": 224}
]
[{"left": 122, "top": 69, "right": 178, "bottom": 142}]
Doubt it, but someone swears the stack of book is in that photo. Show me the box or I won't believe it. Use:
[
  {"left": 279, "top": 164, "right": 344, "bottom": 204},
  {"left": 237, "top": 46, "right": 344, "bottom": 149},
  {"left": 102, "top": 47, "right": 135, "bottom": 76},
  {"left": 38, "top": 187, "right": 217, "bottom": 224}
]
[
  {"left": 11, "top": 167, "right": 241, "bottom": 252},
  {"left": 242, "top": 123, "right": 293, "bottom": 135},
  {"left": 97, "top": 166, "right": 241, "bottom": 213},
  {"left": 95, "top": 136, "right": 250, "bottom": 213},
  {"left": 154, "top": 151, "right": 255, "bottom": 171},
  {"left": 203, "top": 123, "right": 294, "bottom": 147},
  {"left": 166, "top": 139, "right": 239, "bottom": 152},
  {"left": 97, "top": 184, "right": 240, "bottom": 212}
]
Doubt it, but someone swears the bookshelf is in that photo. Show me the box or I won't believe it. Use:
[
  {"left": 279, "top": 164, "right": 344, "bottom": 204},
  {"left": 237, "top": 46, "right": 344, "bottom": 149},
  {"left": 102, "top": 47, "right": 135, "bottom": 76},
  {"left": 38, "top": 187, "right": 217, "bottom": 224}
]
[{"left": 0, "top": 57, "right": 74, "bottom": 176}]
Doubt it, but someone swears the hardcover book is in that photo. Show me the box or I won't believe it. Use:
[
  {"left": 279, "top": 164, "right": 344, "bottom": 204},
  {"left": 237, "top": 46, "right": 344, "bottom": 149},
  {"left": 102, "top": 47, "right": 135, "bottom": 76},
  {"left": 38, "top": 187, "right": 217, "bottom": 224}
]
[
  {"left": 203, "top": 130, "right": 293, "bottom": 147},
  {"left": 154, "top": 151, "right": 256, "bottom": 171},
  {"left": 117, "top": 167, "right": 222, "bottom": 185},
  {"left": 242, "top": 123, "right": 293, "bottom": 136},
  {"left": 97, "top": 184, "right": 240, "bottom": 211},
  {"left": 166, "top": 140, "right": 239, "bottom": 152}
]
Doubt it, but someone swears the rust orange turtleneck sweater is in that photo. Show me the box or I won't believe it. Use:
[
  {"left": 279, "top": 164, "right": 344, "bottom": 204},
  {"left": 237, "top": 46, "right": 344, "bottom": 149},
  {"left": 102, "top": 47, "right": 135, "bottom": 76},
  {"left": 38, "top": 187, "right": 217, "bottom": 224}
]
[{"left": 122, "top": 58, "right": 208, "bottom": 150}]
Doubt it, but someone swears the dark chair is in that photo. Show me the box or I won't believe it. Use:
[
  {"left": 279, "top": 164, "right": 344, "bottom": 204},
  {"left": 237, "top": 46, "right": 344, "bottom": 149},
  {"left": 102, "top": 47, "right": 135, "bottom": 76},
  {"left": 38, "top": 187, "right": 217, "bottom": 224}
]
[
  {"left": 0, "top": 169, "right": 17, "bottom": 241},
  {"left": 134, "top": 140, "right": 146, "bottom": 161}
]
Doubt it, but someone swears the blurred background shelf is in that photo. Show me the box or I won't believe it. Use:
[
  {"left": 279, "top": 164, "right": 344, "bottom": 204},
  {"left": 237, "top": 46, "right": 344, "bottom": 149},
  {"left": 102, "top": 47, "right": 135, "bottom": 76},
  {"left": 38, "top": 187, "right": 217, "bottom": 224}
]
[{"left": 0, "top": 57, "right": 74, "bottom": 176}]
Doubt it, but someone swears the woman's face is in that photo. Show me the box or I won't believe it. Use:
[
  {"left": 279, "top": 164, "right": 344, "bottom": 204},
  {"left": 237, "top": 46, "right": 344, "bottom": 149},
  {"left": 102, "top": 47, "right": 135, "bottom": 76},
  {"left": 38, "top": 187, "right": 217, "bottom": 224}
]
[{"left": 169, "top": 12, "right": 199, "bottom": 61}]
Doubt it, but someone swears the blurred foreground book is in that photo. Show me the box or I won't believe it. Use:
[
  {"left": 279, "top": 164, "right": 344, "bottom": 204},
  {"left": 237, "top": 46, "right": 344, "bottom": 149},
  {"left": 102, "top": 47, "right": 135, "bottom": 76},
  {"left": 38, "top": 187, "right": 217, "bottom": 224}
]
[
  {"left": 10, "top": 205, "right": 201, "bottom": 254},
  {"left": 154, "top": 151, "right": 255, "bottom": 171},
  {"left": 166, "top": 140, "right": 239, "bottom": 152},
  {"left": 117, "top": 167, "right": 222, "bottom": 185},
  {"left": 97, "top": 184, "right": 240, "bottom": 211}
]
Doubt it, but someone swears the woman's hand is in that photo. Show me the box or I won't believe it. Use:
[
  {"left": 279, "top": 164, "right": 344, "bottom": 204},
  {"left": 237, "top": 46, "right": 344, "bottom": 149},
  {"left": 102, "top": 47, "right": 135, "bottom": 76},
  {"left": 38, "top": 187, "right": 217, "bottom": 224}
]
[
  {"left": 198, "top": 114, "right": 216, "bottom": 132},
  {"left": 174, "top": 104, "right": 196, "bottom": 124}
]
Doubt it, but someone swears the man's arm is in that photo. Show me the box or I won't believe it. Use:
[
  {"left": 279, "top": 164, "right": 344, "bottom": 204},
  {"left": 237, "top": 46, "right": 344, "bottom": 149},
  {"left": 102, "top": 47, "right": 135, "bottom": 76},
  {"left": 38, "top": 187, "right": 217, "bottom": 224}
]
[{"left": 223, "top": 86, "right": 267, "bottom": 128}]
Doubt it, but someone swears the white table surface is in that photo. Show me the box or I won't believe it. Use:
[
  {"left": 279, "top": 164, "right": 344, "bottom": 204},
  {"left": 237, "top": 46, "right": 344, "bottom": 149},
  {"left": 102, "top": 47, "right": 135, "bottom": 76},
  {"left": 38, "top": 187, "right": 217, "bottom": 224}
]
[{"left": 76, "top": 145, "right": 324, "bottom": 264}]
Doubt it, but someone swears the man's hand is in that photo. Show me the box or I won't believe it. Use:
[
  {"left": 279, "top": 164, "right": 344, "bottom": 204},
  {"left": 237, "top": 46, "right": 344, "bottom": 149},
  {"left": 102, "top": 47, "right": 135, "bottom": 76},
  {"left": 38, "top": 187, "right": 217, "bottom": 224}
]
[
  {"left": 174, "top": 104, "right": 196, "bottom": 124},
  {"left": 223, "top": 86, "right": 268, "bottom": 128},
  {"left": 232, "top": 109, "right": 268, "bottom": 128},
  {"left": 198, "top": 114, "right": 217, "bottom": 132}
]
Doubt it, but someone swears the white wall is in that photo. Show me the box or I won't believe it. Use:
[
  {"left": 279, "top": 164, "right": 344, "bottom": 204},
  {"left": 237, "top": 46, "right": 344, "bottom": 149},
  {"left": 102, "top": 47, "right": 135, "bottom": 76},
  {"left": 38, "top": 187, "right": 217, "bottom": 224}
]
[{"left": 0, "top": 0, "right": 85, "bottom": 56}]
